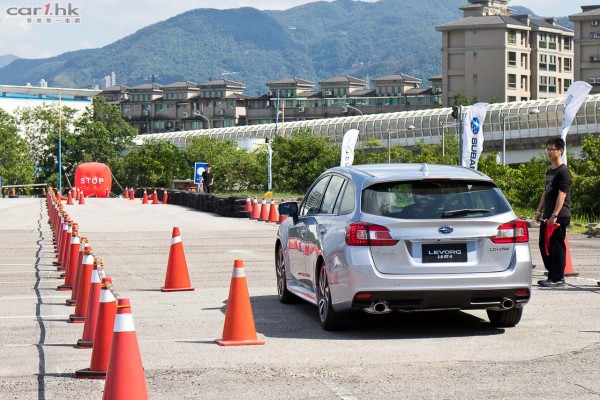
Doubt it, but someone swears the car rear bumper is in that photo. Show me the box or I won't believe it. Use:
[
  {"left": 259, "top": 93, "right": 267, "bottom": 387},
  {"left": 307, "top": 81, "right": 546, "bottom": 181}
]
[
  {"left": 351, "top": 287, "right": 530, "bottom": 311},
  {"left": 329, "top": 247, "right": 532, "bottom": 312}
]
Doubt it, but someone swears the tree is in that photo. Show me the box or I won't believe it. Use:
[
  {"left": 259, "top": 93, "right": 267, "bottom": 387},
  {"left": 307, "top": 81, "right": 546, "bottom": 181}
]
[
  {"left": 0, "top": 110, "right": 35, "bottom": 188},
  {"left": 185, "top": 136, "right": 261, "bottom": 192},
  {"left": 70, "top": 97, "right": 137, "bottom": 166},
  {"left": 570, "top": 135, "right": 600, "bottom": 218},
  {"left": 271, "top": 129, "right": 339, "bottom": 193},
  {"left": 16, "top": 104, "right": 77, "bottom": 185},
  {"left": 122, "top": 141, "right": 189, "bottom": 188}
]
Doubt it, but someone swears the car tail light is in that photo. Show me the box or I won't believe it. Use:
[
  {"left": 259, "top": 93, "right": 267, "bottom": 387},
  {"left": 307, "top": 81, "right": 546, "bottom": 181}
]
[
  {"left": 346, "top": 223, "right": 399, "bottom": 246},
  {"left": 491, "top": 220, "right": 529, "bottom": 243},
  {"left": 514, "top": 288, "right": 530, "bottom": 298}
]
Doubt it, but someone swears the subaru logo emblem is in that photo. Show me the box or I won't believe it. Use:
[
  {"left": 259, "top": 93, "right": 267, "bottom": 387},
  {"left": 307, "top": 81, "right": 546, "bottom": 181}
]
[
  {"left": 438, "top": 226, "right": 454, "bottom": 234},
  {"left": 471, "top": 117, "right": 481, "bottom": 135}
]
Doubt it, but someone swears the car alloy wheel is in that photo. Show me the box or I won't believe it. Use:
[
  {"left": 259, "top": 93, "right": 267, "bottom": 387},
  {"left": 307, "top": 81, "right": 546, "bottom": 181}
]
[
  {"left": 276, "top": 245, "right": 295, "bottom": 303},
  {"left": 317, "top": 265, "right": 350, "bottom": 330},
  {"left": 318, "top": 266, "right": 330, "bottom": 323}
]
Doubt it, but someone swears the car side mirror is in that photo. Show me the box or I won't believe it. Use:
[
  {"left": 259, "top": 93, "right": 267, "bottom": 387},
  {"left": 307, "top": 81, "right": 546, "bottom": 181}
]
[{"left": 278, "top": 201, "right": 298, "bottom": 224}]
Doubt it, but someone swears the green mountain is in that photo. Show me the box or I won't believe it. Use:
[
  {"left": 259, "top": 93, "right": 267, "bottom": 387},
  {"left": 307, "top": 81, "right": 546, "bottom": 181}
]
[
  {"left": 0, "top": 55, "right": 19, "bottom": 69},
  {"left": 0, "top": 0, "right": 573, "bottom": 95}
]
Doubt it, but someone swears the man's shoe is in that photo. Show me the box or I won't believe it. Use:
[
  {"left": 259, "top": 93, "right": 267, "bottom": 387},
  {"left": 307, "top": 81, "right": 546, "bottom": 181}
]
[{"left": 539, "top": 279, "right": 565, "bottom": 287}]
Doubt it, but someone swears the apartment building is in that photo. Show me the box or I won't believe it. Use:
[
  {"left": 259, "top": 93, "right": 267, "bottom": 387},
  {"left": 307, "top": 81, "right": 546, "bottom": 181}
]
[
  {"left": 436, "top": 0, "right": 574, "bottom": 106},
  {"left": 102, "top": 74, "right": 441, "bottom": 134},
  {"left": 569, "top": 5, "right": 600, "bottom": 94}
]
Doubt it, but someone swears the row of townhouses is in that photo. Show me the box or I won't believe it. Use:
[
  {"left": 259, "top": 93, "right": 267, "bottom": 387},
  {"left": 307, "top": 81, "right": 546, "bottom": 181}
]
[
  {"left": 99, "top": 74, "right": 441, "bottom": 134},
  {"left": 98, "top": 1, "right": 600, "bottom": 135}
]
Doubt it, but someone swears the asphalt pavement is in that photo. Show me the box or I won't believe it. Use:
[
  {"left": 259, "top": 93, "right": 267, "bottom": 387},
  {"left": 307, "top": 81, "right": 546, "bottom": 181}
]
[{"left": 0, "top": 197, "right": 599, "bottom": 400}]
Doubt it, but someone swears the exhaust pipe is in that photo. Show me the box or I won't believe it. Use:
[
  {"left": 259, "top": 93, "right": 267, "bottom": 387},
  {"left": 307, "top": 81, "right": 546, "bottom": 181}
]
[
  {"left": 364, "top": 300, "right": 392, "bottom": 314},
  {"left": 500, "top": 297, "right": 515, "bottom": 310}
]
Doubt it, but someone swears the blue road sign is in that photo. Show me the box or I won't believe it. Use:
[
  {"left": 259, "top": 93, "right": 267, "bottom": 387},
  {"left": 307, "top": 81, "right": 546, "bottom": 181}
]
[{"left": 194, "top": 162, "right": 207, "bottom": 184}]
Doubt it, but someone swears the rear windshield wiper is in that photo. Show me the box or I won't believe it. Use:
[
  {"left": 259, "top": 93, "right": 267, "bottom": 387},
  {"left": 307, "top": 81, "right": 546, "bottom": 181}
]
[{"left": 442, "top": 209, "right": 490, "bottom": 218}]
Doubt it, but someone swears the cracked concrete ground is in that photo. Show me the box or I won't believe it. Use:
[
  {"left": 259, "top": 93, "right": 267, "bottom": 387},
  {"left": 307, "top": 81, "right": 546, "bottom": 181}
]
[{"left": 1, "top": 198, "right": 598, "bottom": 399}]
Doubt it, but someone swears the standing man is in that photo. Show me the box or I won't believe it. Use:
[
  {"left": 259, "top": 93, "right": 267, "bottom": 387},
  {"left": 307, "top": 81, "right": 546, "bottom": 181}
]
[
  {"left": 201, "top": 164, "right": 214, "bottom": 193},
  {"left": 534, "top": 137, "right": 572, "bottom": 287}
]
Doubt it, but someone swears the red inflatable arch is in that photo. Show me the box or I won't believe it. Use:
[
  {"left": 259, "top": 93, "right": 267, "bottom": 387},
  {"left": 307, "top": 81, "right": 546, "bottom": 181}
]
[{"left": 74, "top": 162, "right": 112, "bottom": 198}]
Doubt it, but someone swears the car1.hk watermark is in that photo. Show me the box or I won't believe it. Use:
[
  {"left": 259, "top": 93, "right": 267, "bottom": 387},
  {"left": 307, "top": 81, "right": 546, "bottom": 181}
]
[{"left": 5, "top": 3, "right": 80, "bottom": 24}]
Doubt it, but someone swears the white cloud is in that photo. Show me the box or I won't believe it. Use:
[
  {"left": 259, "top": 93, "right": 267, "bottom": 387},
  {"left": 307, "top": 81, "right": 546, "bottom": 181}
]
[{"left": 514, "top": 1, "right": 584, "bottom": 16}]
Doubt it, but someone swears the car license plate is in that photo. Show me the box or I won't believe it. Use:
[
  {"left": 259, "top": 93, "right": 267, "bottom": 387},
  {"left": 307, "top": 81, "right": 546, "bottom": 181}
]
[{"left": 422, "top": 243, "right": 467, "bottom": 263}]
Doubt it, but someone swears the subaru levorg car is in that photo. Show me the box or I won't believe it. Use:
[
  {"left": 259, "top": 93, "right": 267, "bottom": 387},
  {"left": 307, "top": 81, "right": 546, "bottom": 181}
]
[{"left": 275, "top": 163, "right": 532, "bottom": 330}]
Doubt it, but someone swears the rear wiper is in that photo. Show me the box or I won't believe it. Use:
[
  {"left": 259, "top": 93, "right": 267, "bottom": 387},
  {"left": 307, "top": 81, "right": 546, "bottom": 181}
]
[{"left": 442, "top": 209, "right": 490, "bottom": 218}]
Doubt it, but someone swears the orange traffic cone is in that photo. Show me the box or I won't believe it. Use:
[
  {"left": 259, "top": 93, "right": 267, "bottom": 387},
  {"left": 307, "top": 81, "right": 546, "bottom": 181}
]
[
  {"left": 76, "top": 259, "right": 103, "bottom": 347},
  {"left": 142, "top": 190, "right": 148, "bottom": 205},
  {"left": 42, "top": 187, "right": 46, "bottom": 196},
  {"left": 162, "top": 227, "right": 194, "bottom": 292},
  {"left": 102, "top": 298, "right": 149, "bottom": 399},
  {"left": 69, "top": 247, "right": 94, "bottom": 320},
  {"left": 245, "top": 196, "right": 252, "bottom": 212},
  {"left": 76, "top": 277, "right": 116, "bottom": 379},
  {"left": 267, "top": 199, "right": 278, "bottom": 223},
  {"left": 152, "top": 190, "right": 159, "bottom": 204},
  {"left": 250, "top": 197, "right": 260, "bottom": 219},
  {"left": 124, "top": 187, "right": 129, "bottom": 199},
  {"left": 53, "top": 215, "right": 64, "bottom": 263},
  {"left": 57, "top": 223, "right": 80, "bottom": 291},
  {"left": 564, "top": 237, "right": 578, "bottom": 277},
  {"left": 58, "top": 219, "right": 72, "bottom": 270},
  {"left": 78, "top": 191, "right": 86, "bottom": 205},
  {"left": 259, "top": 198, "right": 268, "bottom": 221},
  {"left": 162, "top": 191, "right": 168, "bottom": 205},
  {"left": 129, "top": 188, "right": 135, "bottom": 200},
  {"left": 67, "top": 191, "right": 74, "bottom": 205},
  {"left": 53, "top": 215, "right": 67, "bottom": 266},
  {"left": 215, "top": 259, "right": 265, "bottom": 346},
  {"left": 67, "top": 238, "right": 88, "bottom": 305}
]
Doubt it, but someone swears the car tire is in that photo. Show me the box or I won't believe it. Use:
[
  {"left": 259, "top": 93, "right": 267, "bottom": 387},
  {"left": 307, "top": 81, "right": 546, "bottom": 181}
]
[
  {"left": 317, "top": 265, "right": 350, "bottom": 331},
  {"left": 276, "top": 245, "right": 297, "bottom": 304},
  {"left": 487, "top": 306, "right": 523, "bottom": 327}
]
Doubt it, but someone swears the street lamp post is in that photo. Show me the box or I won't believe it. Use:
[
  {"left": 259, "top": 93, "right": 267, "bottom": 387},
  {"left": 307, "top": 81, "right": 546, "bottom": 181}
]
[
  {"left": 58, "top": 89, "right": 62, "bottom": 193},
  {"left": 198, "top": 114, "right": 210, "bottom": 129},
  {"left": 275, "top": 90, "right": 281, "bottom": 135},
  {"left": 266, "top": 137, "right": 272, "bottom": 192},
  {"left": 500, "top": 108, "right": 540, "bottom": 166},
  {"left": 387, "top": 125, "right": 415, "bottom": 163},
  {"left": 440, "top": 121, "right": 459, "bottom": 158},
  {"left": 345, "top": 104, "right": 363, "bottom": 116},
  {"left": 274, "top": 110, "right": 283, "bottom": 136}
]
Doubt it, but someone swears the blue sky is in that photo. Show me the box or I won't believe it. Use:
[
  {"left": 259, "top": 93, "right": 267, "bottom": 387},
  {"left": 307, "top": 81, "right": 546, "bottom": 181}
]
[{"left": 0, "top": 0, "right": 587, "bottom": 59}]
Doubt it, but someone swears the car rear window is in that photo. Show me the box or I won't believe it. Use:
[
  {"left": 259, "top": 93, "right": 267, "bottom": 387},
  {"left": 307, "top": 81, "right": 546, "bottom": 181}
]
[{"left": 361, "top": 180, "right": 512, "bottom": 219}]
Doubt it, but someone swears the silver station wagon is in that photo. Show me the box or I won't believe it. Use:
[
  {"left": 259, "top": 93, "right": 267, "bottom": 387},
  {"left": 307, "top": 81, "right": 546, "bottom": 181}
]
[{"left": 275, "top": 163, "right": 532, "bottom": 330}]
